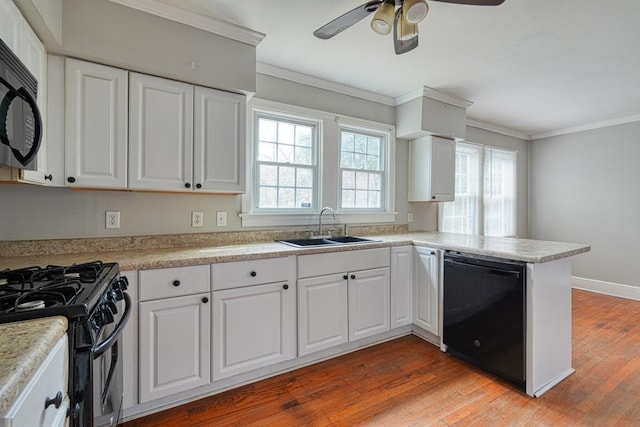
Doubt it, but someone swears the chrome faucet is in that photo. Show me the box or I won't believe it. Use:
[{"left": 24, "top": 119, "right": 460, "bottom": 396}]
[{"left": 318, "top": 207, "right": 336, "bottom": 237}]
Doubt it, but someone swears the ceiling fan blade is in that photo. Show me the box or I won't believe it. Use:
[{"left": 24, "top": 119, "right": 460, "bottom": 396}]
[
  {"left": 314, "top": 0, "right": 385, "bottom": 39},
  {"left": 393, "top": 8, "right": 419, "bottom": 55},
  {"left": 430, "top": 0, "right": 505, "bottom": 5}
]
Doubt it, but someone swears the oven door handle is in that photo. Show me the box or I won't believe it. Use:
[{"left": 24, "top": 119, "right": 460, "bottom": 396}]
[{"left": 93, "top": 292, "right": 131, "bottom": 359}]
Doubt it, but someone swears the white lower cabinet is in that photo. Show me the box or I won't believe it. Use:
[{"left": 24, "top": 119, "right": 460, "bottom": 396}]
[
  {"left": 413, "top": 247, "right": 439, "bottom": 336},
  {"left": 212, "top": 281, "right": 296, "bottom": 380},
  {"left": 390, "top": 246, "right": 414, "bottom": 328},
  {"left": 297, "top": 273, "right": 349, "bottom": 356},
  {"left": 0, "top": 335, "right": 69, "bottom": 427},
  {"left": 348, "top": 267, "right": 390, "bottom": 341}
]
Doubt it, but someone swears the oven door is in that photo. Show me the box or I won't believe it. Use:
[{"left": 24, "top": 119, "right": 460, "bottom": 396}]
[{"left": 93, "top": 292, "right": 131, "bottom": 427}]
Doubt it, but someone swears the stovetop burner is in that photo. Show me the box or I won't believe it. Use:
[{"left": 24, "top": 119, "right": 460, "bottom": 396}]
[{"left": 0, "top": 261, "right": 119, "bottom": 323}]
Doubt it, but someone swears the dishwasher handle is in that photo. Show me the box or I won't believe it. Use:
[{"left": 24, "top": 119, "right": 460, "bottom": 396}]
[{"left": 444, "top": 258, "right": 523, "bottom": 279}]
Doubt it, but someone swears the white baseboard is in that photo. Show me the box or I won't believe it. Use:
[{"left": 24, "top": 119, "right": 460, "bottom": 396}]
[{"left": 572, "top": 276, "right": 640, "bottom": 301}]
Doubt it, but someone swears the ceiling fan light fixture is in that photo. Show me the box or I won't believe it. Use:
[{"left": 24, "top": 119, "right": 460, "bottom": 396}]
[
  {"left": 397, "top": 12, "right": 419, "bottom": 41},
  {"left": 370, "top": 1, "right": 395, "bottom": 35},
  {"left": 403, "top": 0, "right": 429, "bottom": 24}
]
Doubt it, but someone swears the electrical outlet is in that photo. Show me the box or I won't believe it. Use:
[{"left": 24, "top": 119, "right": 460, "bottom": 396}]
[
  {"left": 408, "top": 212, "right": 414, "bottom": 223},
  {"left": 216, "top": 211, "right": 227, "bottom": 227},
  {"left": 191, "top": 211, "right": 204, "bottom": 228},
  {"left": 106, "top": 211, "right": 120, "bottom": 229}
]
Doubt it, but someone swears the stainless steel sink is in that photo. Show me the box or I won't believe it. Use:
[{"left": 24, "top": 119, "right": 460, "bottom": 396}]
[{"left": 277, "top": 236, "right": 378, "bottom": 248}]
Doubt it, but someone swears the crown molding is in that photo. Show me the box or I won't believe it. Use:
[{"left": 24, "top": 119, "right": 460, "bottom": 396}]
[
  {"left": 256, "top": 63, "right": 396, "bottom": 106},
  {"left": 531, "top": 114, "right": 640, "bottom": 140},
  {"left": 466, "top": 119, "right": 531, "bottom": 141},
  {"left": 395, "top": 86, "right": 473, "bottom": 109},
  {"left": 108, "top": 0, "right": 265, "bottom": 46}
]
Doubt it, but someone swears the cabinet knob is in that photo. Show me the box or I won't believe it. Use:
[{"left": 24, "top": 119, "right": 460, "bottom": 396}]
[
  {"left": 185, "top": 183, "right": 191, "bottom": 189},
  {"left": 431, "top": 196, "right": 436, "bottom": 200},
  {"left": 431, "top": 252, "right": 436, "bottom": 255},
  {"left": 67, "top": 177, "right": 76, "bottom": 183},
  {"left": 202, "top": 297, "right": 209, "bottom": 303},
  {"left": 350, "top": 274, "right": 356, "bottom": 280},
  {"left": 44, "top": 174, "right": 53, "bottom": 181},
  {"left": 250, "top": 271, "right": 257, "bottom": 277},
  {"left": 283, "top": 284, "right": 289, "bottom": 290},
  {"left": 343, "top": 275, "right": 348, "bottom": 280},
  {"left": 173, "top": 280, "right": 180, "bottom": 287},
  {"left": 45, "top": 391, "right": 63, "bottom": 409},
  {"left": 196, "top": 183, "right": 202, "bottom": 189}
]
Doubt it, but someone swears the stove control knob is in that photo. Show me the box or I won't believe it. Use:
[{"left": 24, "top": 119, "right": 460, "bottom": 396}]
[
  {"left": 103, "top": 307, "right": 115, "bottom": 325},
  {"left": 112, "top": 288, "right": 125, "bottom": 301},
  {"left": 117, "top": 277, "right": 129, "bottom": 291},
  {"left": 106, "top": 300, "right": 118, "bottom": 315}
]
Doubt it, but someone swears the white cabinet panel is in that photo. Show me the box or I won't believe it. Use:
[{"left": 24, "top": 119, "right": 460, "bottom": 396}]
[
  {"left": 138, "top": 264, "right": 210, "bottom": 301},
  {"left": 414, "top": 247, "right": 439, "bottom": 335},
  {"left": 408, "top": 135, "right": 455, "bottom": 202},
  {"left": 129, "top": 73, "right": 193, "bottom": 191},
  {"left": 0, "top": 0, "right": 23, "bottom": 56},
  {"left": 65, "top": 59, "right": 128, "bottom": 189},
  {"left": 212, "top": 281, "right": 296, "bottom": 380},
  {"left": 211, "top": 257, "right": 289, "bottom": 291},
  {"left": 391, "top": 246, "right": 413, "bottom": 328},
  {"left": 348, "top": 267, "right": 390, "bottom": 341},
  {"left": 298, "top": 273, "right": 348, "bottom": 356},
  {"left": 194, "top": 86, "right": 245, "bottom": 193},
  {"left": 298, "top": 248, "right": 389, "bottom": 279},
  {"left": 139, "top": 293, "right": 210, "bottom": 402}
]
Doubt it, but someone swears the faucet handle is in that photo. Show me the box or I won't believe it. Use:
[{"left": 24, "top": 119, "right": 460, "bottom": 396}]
[{"left": 343, "top": 224, "right": 349, "bottom": 236}]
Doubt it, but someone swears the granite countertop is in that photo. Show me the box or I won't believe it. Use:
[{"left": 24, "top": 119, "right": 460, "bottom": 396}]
[
  {"left": 0, "top": 317, "right": 68, "bottom": 413},
  {"left": 0, "top": 232, "right": 590, "bottom": 271}
]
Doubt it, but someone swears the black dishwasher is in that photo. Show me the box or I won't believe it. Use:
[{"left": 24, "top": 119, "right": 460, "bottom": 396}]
[{"left": 443, "top": 251, "right": 526, "bottom": 388}]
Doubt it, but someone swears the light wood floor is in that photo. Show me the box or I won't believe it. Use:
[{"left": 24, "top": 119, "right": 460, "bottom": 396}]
[{"left": 123, "top": 290, "right": 640, "bottom": 426}]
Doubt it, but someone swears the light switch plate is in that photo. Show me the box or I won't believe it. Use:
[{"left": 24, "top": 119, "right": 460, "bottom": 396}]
[{"left": 408, "top": 212, "right": 414, "bottom": 223}]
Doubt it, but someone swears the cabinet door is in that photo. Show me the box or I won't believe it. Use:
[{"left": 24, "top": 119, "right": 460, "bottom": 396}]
[
  {"left": 194, "top": 87, "right": 245, "bottom": 193},
  {"left": 139, "top": 293, "right": 210, "bottom": 402},
  {"left": 298, "top": 273, "right": 348, "bottom": 356},
  {"left": 430, "top": 136, "right": 455, "bottom": 201},
  {"left": 0, "top": 0, "right": 23, "bottom": 56},
  {"left": 65, "top": 59, "right": 128, "bottom": 189},
  {"left": 212, "top": 281, "right": 296, "bottom": 380},
  {"left": 414, "top": 247, "right": 439, "bottom": 335},
  {"left": 390, "top": 246, "right": 413, "bottom": 328},
  {"left": 20, "top": 23, "right": 48, "bottom": 185},
  {"left": 129, "top": 73, "right": 193, "bottom": 191},
  {"left": 348, "top": 267, "right": 391, "bottom": 341}
]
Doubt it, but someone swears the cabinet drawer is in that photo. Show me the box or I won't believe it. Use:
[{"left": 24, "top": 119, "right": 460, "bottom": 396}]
[
  {"left": 212, "top": 257, "right": 290, "bottom": 290},
  {"left": 298, "top": 248, "right": 390, "bottom": 279},
  {"left": 139, "top": 265, "right": 210, "bottom": 301},
  {"left": 2, "top": 335, "right": 68, "bottom": 427}
]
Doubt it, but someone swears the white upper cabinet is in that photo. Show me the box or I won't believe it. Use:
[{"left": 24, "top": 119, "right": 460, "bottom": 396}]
[
  {"left": 408, "top": 135, "right": 455, "bottom": 202},
  {"left": 129, "top": 73, "right": 194, "bottom": 191},
  {"left": 65, "top": 59, "right": 128, "bottom": 189},
  {"left": 0, "top": 0, "right": 23, "bottom": 55},
  {"left": 194, "top": 86, "right": 245, "bottom": 193}
]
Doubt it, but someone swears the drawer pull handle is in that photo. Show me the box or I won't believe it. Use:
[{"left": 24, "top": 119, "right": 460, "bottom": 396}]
[
  {"left": 283, "top": 284, "right": 289, "bottom": 290},
  {"left": 173, "top": 280, "right": 181, "bottom": 287},
  {"left": 351, "top": 274, "right": 356, "bottom": 280},
  {"left": 250, "top": 271, "right": 257, "bottom": 277},
  {"left": 202, "top": 297, "right": 209, "bottom": 303},
  {"left": 343, "top": 275, "right": 348, "bottom": 280},
  {"left": 45, "top": 391, "right": 63, "bottom": 409}
]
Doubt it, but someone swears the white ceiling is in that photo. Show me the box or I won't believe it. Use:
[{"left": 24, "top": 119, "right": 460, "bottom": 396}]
[{"left": 153, "top": 0, "right": 640, "bottom": 138}]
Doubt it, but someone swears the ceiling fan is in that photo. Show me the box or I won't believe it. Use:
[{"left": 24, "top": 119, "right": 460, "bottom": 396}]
[{"left": 314, "top": 0, "right": 506, "bottom": 55}]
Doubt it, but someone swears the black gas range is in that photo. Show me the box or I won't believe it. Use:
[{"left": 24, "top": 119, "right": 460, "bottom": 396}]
[{"left": 0, "top": 261, "right": 131, "bottom": 427}]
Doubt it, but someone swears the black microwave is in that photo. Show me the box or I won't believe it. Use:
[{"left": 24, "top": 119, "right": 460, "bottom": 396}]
[{"left": 0, "top": 37, "right": 42, "bottom": 170}]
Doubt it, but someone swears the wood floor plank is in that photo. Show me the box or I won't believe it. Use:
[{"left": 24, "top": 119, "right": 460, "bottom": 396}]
[{"left": 124, "top": 290, "right": 640, "bottom": 426}]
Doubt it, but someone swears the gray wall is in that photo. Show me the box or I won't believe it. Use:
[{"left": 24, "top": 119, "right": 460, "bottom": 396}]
[{"left": 529, "top": 121, "right": 640, "bottom": 286}]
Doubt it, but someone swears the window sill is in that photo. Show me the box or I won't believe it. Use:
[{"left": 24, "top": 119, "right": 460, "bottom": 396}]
[{"left": 239, "top": 212, "right": 398, "bottom": 228}]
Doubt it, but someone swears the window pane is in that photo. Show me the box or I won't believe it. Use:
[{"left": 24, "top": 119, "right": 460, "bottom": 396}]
[
  {"left": 296, "top": 189, "right": 312, "bottom": 208},
  {"left": 259, "top": 165, "right": 277, "bottom": 186},
  {"left": 296, "top": 126, "right": 312, "bottom": 147},
  {"left": 368, "top": 191, "right": 381, "bottom": 208},
  {"left": 278, "top": 187, "right": 295, "bottom": 208},
  {"left": 277, "top": 144, "right": 294, "bottom": 163},
  {"left": 259, "top": 187, "right": 277, "bottom": 208},
  {"left": 484, "top": 148, "right": 516, "bottom": 237},
  {"left": 258, "top": 119, "right": 277, "bottom": 142},
  {"left": 354, "top": 135, "right": 367, "bottom": 153},
  {"left": 295, "top": 146, "right": 312, "bottom": 165},
  {"left": 342, "top": 132, "right": 354, "bottom": 152},
  {"left": 278, "top": 122, "right": 295, "bottom": 144},
  {"left": 297, "top": 168, "right": 312, "bottom": 187},
  {"left": 355, "top": 190, "right": 368, "bottom": 207},
  {"left": 341, "top": 152, "right": 354, "bottom": 168},
  {"left": 258, "top": 142, "right": 277, "bottom": 162},
  {"left": 368, "top": 174, "right": 381, "bottom": 191},
  {"left": 278, "top": 166, "right": 295, "bottom": 187},
  {"left": 354, "top": 153, "right": 366, "bottom": 169},
  {"left": 342, "top": 190, "right": 355, "bottom": 208},
  {"left": 342, "top": 171, "right": 355, "bottom": 189},
  {"left": 367, "top": 137, "right": 380, "bottom": 155},
  {"left": 355, "top": 172, "right": 368, "bottom": 189},
  {"left": 366, "top": 155, "right": 380, "bottom": 171}
]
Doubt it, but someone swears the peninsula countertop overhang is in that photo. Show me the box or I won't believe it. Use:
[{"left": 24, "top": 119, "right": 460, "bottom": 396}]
[{"left": 0, "top": 232, "right": 591, "bottom": 271}]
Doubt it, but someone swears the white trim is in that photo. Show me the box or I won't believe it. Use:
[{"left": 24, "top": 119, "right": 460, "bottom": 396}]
[
  {"left": 108, "top": 0, "right": 265, "bottom": 46},
  {"left": 572, "top": 276, "right": 640, "bottom": 301},
  {"left": 239, "top": 212, "right": 398, "bottom": 228},
  {"left": 394, "top": 86, "right": 473, "bottom": 109},
  {"left": 466, "top": 120, "right": 530, "bottom": 141},
  {"left": 256, "top": 63, "right": 396, "bottom": 107},
  {"left": 531, "top": 114, "right": 640, "bottom": 140}
]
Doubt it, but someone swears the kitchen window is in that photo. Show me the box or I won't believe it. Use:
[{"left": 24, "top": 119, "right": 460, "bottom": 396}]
[
  {"left": 339, "top": 128, "right": 385, "bottom": 210},
  {"left": 254, "top": 112, "right": 318, "bottom": 212},
  {"left": 241, "top": 99, "right": 396, "bottom": 227},
  {"left": 440, "top": 143, "right": 516, "bottom": 236}
]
